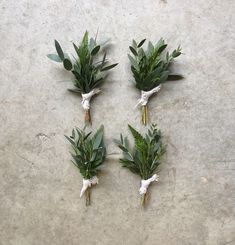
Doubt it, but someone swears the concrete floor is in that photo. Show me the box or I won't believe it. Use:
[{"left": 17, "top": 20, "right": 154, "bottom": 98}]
[{"left": 0, "top": 0, "right": 235, "bottom": 244}]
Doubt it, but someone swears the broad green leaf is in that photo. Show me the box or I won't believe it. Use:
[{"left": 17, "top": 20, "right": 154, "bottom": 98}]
[
  {"left": 63, "top": 59, "right": 73, "bottom": 71},
  {"left": 89, "top": 37, "right": 96, "bottom": 51},
  {"left": 47, "top": 54, "right": 62, "bottom": 62},
  {"left": 128, "top": 54, "right": 138, "bottom": 69},
  {"left": 93, "top": 125, "right": 104, "bottom": 149},
  {"left": 55, "top": 40, "right": 64, "bottom": 60},
  {"left": 148, "top": 41, "right": 154, "bottom": 54}
]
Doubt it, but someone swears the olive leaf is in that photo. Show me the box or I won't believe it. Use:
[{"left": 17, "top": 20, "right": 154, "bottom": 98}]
[
  {"left": 65, "top": 125, "right": 106, "bottom": 179},
  {"left": 63, "top": 58, "right": 72, "bottom": 71},
  {"left": 128, "top": 38, "right": 183, "bottom": 91},
  {"left": 48, "top": 31, "right": 118, "bottom": 94},
  {"left": 55, "top": 40, "right": 64, "bottom": 60},
  {"left": 47, "top": 54, "right": 62, "bottom": 62}
]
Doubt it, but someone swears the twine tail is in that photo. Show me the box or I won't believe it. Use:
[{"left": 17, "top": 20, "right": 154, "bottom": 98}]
[
  {"left": 85, "top": 187, "right": 91, "bottom": 206},
  {"left": 142, "top": 105, "right": 148, "bottom": 125},
  {"left": 84, "top": 109, "right": 92, "bottom": 125}
]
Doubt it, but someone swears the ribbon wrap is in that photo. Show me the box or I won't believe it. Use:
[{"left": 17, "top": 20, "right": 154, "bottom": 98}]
[
  {"left": 139, "top": 174, "right": 159, "bottom": 195},
  {"left": 81, "top": 88, "right": 101, "bottom": 110},
  {"left": 80, "top": 176, "right": 99, "bottom": 197},
  {"left": 136, "top": 85, "right": 162, "bottom": 107}
]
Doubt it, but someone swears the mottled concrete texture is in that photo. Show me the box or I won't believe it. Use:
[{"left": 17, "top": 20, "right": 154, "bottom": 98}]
[{"left": 0, "top": 0, "right": 235, "bottom": 244}]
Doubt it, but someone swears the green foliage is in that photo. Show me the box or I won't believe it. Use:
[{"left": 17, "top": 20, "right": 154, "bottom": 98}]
[
  {"left": 128, "top": 38, "right": 182, "bottom": 91},
  {"left": 65, "top": 125, "right": 106, "bottom": 179},
  {"left": 47, "top": 31, "right": 118, "bottom": 93},
  {"left": 115, "top": 124, "right": 165, "bottom": 180}
]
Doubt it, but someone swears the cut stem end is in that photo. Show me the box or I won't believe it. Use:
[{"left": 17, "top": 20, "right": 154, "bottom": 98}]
[
  {"left": 85, "top": 187, "right": 91, "bottom": 206},
  {"left": 141, "top": 193, "right": 147, "bottom": 208},
  {"left": 85, "top": 109, "right": 92, "bottom": 125},
  {"left": 142, "top": 105, "right": 148, "bottom": 125}
]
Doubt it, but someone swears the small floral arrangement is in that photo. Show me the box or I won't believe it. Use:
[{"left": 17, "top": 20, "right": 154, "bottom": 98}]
[
  {"left": 128, "top": 38, "right": 182, "bottom": 124},
  {"left": 65, "top": 125, "right": 106, "bottom": 206},
  {"left": 48, "top": 31, "right": 118, "bottom": 124},
  {"left": 115, "top": 124, "right": 165, "bottom": 207}
]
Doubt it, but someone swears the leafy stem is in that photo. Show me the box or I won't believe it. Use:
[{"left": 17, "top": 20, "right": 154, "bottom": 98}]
[
  {"left": 115, "top": 124, "right": 165, "bottom": 180},
  {"left": 47, "top": 31, "right": 118, "bottom": 94},
  {"left": 128, "top": 38, "right": 182, "bottom": 91}
]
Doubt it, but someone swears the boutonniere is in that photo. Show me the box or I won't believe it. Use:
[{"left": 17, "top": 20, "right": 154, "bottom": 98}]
[
  {"left": 48, "top": 31, "right": 118, "bottom": 124},
  {"left": 128, "top": 38, "right": 182, "bottom": 125},
  {"left": 115, "top": 124, "right": 165, "bottom": 207},
  {"left": 65, "top": 126, "right": 106, "bottom": 206}
]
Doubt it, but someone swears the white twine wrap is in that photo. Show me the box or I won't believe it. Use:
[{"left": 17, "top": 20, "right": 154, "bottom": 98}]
[
  {"left": 80, "top": 176, "right": 99, "bottom": 197},
  {"left": 81, "top": 88, "right": 101, "bottom": 110},
  {"left": 139, "top": 174, "right": 159, "bottom": 195},
  {"left": 136, "top": 84, "right": 162, "bottom": 107}
]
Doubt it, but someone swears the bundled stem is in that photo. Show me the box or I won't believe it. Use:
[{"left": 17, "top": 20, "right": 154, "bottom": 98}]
[
  {"left": 141, "top": 193, "right": 147, "bottom": 208},
  {"left": 142, "top": 105, "right": 148, "bottom": 125},
  {"left": 85, "top": 109, "right": 92, "bottom": 125},
  {"left": 85, "top": 187, "right": 91, "bottom": 206}
]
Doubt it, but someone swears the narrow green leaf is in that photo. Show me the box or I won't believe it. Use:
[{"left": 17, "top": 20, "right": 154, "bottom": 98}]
[
  {"left": 158, "top": 44, "right": 167, "bottom": 53},
  {"left": 65, "top": 135, "right": 75, "bottom": 146},
  {"left": 118, "top": 144, "right": 129, "bottom": 152},
  {"left": 167, "top": 74, "right": 183, "bottom": 81},
  {"left": 138, "top": 39, "right": 146, "bottom": 48},
  {"left": 73, "top": 43, "right": 79, "bottom": 55},
  {"left": 68, "top": 88, "right": 82, "bottom": 93},
  {"left": 82, "top": 31, "right": 89, "bottom": 46},
  {"left": 132, "top": 40, "right": 137, "bottom": 49},
  {"left": 129, "top": 46, "right": 138, "bottom": 56},
  {"left": 91, "top": 45, "right": 100, "bottom": 56},
  {"left": 101, "top": 63, "right": 118, "bottom": 71}
]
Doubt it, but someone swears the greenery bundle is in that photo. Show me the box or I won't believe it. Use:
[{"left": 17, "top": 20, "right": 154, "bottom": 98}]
[
  {"left": 115, "top": 124, "right": 165, "bottom": 207},
  {"left": 47, "top": 31, "right": 118, "bottom": 124},
  {"left": 65, "top": 125, "right": 106, "bottom": 206},
  {"left": 128, "top": 38, "right": 182, "bottom": 125}
]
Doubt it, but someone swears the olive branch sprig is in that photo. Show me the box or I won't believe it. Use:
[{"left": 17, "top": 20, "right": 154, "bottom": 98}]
[
  {"left": 48, "top": 31, "right": 118, "bottom": 124},
  {"left": 65, "top": 125, "right": 106, "bottom": 206},
  {"left": 128, "top": 38, "right": 182, "bottom": 124}
]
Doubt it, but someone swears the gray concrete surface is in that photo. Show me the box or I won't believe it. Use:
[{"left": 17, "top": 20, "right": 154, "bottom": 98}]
[{"left": 0, "top": 0, "right": 235, "bottom": 244}]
